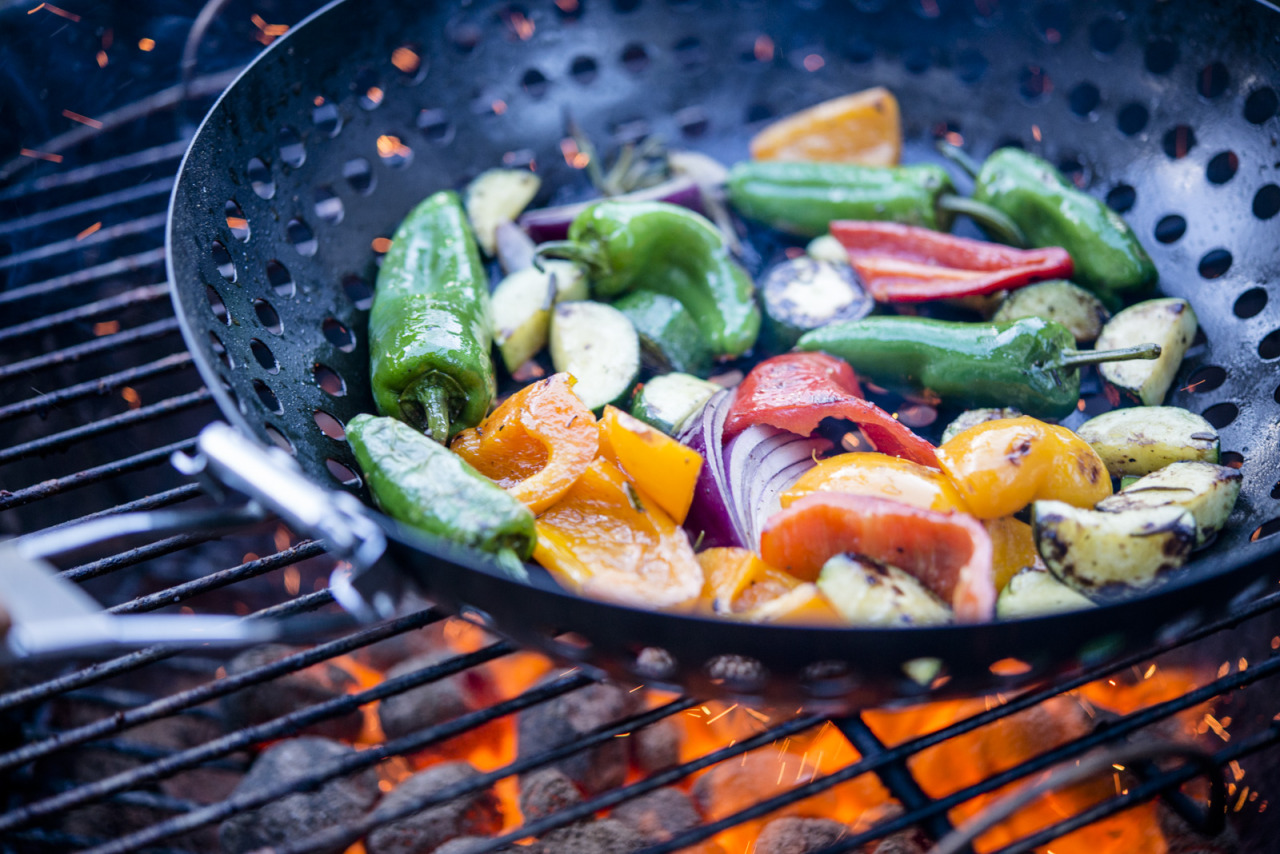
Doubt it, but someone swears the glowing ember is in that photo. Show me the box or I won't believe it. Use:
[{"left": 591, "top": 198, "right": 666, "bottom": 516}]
[
  {"left": 372, "top": 237, "right": 392, "bottom": 253},
  {"left": 120, "top": 386, "right": 141, "bottom": 409},
  {"left": 92, "top": 320, "right": 120, "bottom": 336},
  {"left": 138, "top": 37, "right": 156, "bottom": 51},
  {"left": 30, "top": 3, "right": 80, "bottom": 21},
  {"left": 250, "top": 13, "right": 289, "bottom": 44},
  {"left": 61, "top": 109, "right": 103, "bottom": 129},
  {"left": 96, "top": 50, "right": 108, "bottom": 67},
  {"left": 391, "top": 46, "right": 421, "bottom": 74}
]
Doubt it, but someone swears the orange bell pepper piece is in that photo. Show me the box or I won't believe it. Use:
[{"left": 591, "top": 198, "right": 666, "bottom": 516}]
[
  {"left": 759, "top": 492, "right": 995, "bottom": 622},
  {"left": 451, "top": 373, "right": 598, "bottom": 515},
  {"left": 750, "top": 87, "right": 902, "bottom": 166},
  {"left": 533, "top": 458, "right": 703, "bottom": 610},
  {"left": 781, "top": 452, "right": 969, "bottom": 513},
  {"left": 598, "top": 405, "right": 703, "bottom": 524},
  {"left": 695, "top": 547, "right": 840, "bottom": 624},
  {"left": 984, "top": 515, "right": 1041, "bottom": 592},
  {"left": 936, "top": 416, "right": 1112, "bottom": 520}
]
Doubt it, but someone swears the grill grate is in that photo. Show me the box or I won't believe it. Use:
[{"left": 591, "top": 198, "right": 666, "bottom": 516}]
[{"left": 4, "top": 3, "right": 1280, "bottom": 853}]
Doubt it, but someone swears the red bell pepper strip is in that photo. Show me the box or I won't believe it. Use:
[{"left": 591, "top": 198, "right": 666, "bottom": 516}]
[
  {"left": 831, "top": 221, "right": 1074, "bottom": 303},
  {"left": 723, "top": 352, "right": 939, "bottom": 468},
  {"left": 759, "top": 492, "right": 995, "bottom": 622}
]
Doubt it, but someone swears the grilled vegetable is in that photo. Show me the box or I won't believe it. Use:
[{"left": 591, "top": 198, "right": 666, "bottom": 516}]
[
  {"left": 1076, "top": 406, "right": 1219, "bottom": 477},
  {"left": 830, "top": 221, "right": 1072, "bottom": 303},
  {"left": 465, "top": 168, "right": 541, "bottom": 256},
  {"left": 797, "top": 315, "right": 1159, "bottom": 420},
  {"left": 991, "top": 279, "right": 1110, "bottom": 344},
  {"left": 598, "top": 405, "right": 703, "bottom": 525},
  {"left": 750, "top": 86, "right": 903, "bottom": 166},
  {"left": 817, "top": 554, "right": 952, "bottom": 627},
  {"left": 996, "top": 566, "right": 1096, "bottom": 619},
  {"left": 536, "top": 200, "right": 760, "bottom": 358},
  {"left": 806, "top": 234, "right": 849, "bottom": 265},
  {"left": 347, "top": 414, "right": 536, "bottom": 567},
  {"left": 940, "top": 408, "right": 1023, "bottom": 445},
  {"left": 1096, "top": 461, "right": 1242, "bottom": 546},
  {"left": 760, "top": 257, "right": 872, "bottom": 347},
  {"left": 698, "top": 547, "right": 841, "bottom": 624},
  {"left": 490, "top": 261, "right": 590, "bottom": 374},
  {"left": 1033, "top": 500, "right": 1196, "bottom": 592},
  {"left": 1095, "top": 298, "right": 1198, "bottom": 406},
  {"left": 629, "top": 373, "right": 719, "bottom": 435},
  {"left": 614, "top": 291, "right": 712, "bottom": 376},
  {"left": 937, "top": 416, "right": 1112, "bottom": 520},
  {"left": 781, "top": 452, "right": 969, "bottom": 513},
  {"left": 369, "top": 190, "right": 496, "bottom": 443},
  {"left": 984, "top": 515, "right": 1039, "bottom": 592},
  {"left": 549, "top": 301, "right": 640, "bottom": 410}
]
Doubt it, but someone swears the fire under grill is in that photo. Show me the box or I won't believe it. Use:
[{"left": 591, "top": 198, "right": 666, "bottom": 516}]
[{"left": 4, "top": 2, "right": 1280, "bottom": 853}]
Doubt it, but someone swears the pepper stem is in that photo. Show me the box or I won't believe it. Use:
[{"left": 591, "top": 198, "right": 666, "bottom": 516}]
[
  {"left": 937, "top": 194, "right": 1028, "bottom": 248},
  {"left": 533, "top": 240, "right": 603, "bottom": 275},
  {"left": 400, "top": 378, "right": 452, "bottom": 444},
  {"left": 936, "top": 141, "right": 983, "bottom": 178},
  {"left": 1058, "top": 343, "right": 1162, "bottom": 369}
]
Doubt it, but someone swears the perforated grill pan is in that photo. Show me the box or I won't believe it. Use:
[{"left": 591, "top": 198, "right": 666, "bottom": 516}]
[{"left": 169, "top": 0, "right": 1280, "bottom": 709}]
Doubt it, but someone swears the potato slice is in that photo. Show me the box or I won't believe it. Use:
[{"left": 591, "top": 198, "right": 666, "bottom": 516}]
[
  {"left": 816, "top": 554, "right": 952, "bottom": 627},
  {"left": 997, "top": 566, "right": 1096, "bottom": 619},
  {"left": 1076, "top": 406, "right": 1219, "bottom": 477},
  {"left": 1096, "top": 461, "right": 1242, "bottom": 546},
  {"left": 1033, "top": 500, "right": 1196, "bottom": 592},
  {"left": 1095, "top": 298, "right": 1197, "bottom": 406},
  {"left": 992, "top": 279, "right": 1110, "bottom": 344}
]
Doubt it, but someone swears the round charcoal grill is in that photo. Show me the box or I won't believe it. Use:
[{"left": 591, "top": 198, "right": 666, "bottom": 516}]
[{"left": 168, "top": 0, "right": 1280, "bottom": 708}]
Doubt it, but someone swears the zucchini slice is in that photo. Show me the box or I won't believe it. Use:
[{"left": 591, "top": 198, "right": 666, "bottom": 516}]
[
  {"left": 997, "top": 566, "right": 1096, "bottom": 619},
  {"left": 1096, "top": 460, "right": 1242, "bottom": 546},
  {"left": 761, "top": 257, "right": 872, "bottom": 348},
  {"left": 549, "top": 301, "right": 640, "bottom": 410},
  {"left": 465, "top": 168, "right": 541, "bottom": 256},
  {"left": 1095, "top": 298, "right": 1197, "bottom": 406},
  {"left": 992, "top": 279, "right": 1110, "bottom": 344},
  {"left": 613, "top": 291, "right": 712, "bottom": 376},
  {"left": 630, "top": 372, "right": 720, "bottom": 435},
  {"left": 1076, "top": 406, "right": 1219, "bottom": 477},
  {"left": 490, "top": 261, "right": 588, "bottom": 372},
  {"left": 940, "top": 407, "right": 1024, "bottom": 445},
  {"left": 1033, "top": 500, "right": 1196, "bottom": 593},
  {"left": 816, "top": 554, "right": 952, "bottom": 627}
]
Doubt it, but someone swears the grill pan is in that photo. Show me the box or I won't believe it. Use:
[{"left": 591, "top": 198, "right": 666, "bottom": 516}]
[{"left": 165, "top": 0, "right": 1280, "bottom": 709}]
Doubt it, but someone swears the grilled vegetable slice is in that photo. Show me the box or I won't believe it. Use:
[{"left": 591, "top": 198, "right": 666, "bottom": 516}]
[
  {"left": 1096, "top": 461, "right": 1242, "bottom": 546},
  {"left": 599, "top": 405, "right": 703, "bottom": 524},
  {"left": 549, "top": 300, "right": 640, "bottom": 410},
  {"left": 491, "top": 261, "right": 589, "bottom": 373},
  {"left": 1095, "top": 298, "right": 1197, "bottom": 405},
  {"left": 613, "top": 291, "right": 712, "bottom": 376},
  {"left": 760, "top": 257, "right": 872, "bottom": 347},
  {"left": 750, "top": 86, "right": 902, "bottom": 166},
  {"left": 1076, "top": 406, "right": 1219, "bottom": 477},
  {"left": 940, "top": 407, "right": 1023, "bottom": 445},
  {"left": 996, "top": 566, "right": 1096, "bottom": 619},
  {"left": 817, "top": 554, "right": 952, "bottom": 627},
  {"left": 991, "top": 279, "right": 1110, "bottom": 344},
  {"left": 806, "top": 234, "right": 849, "bottom": 265},
  {"left": 1032, "top": 500, "right": 1196, "bottom": 592},
  {"left": 629, "top": 373, "right": 719, "bottom": 435},
  {"left": 465, "top": 168, "right": 541, "bottom": 256}
]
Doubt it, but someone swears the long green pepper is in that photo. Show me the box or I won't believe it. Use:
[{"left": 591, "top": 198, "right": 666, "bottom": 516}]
[
  {"left": 369, "top": 190, "right": 496, "bottom": 443},
  {"left": 796, "top": 316, "right": 1159, "bottom": 419}
]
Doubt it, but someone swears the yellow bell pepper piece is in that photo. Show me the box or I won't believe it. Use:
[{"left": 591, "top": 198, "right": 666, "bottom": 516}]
[
  {"left": 598, "top": 405, "right": 703, "bottom": 524},
  {"left": 780, "top": 452, "right": 969, "bottom": 513},
  {"left": 695, "top": 547, "right": 840, "bottom": 624},
  {"left": 984, "top": 515, "right": 1040, "bottom": 592},
  {"left": 749, "top": 87, "right": 902, "bottom": 166}
]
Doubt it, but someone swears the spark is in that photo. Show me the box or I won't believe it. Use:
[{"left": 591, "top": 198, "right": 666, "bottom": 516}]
[
  {"left": 121, "top": 386, "right": 141, "bottom": 409},
  {"left": 1181, "top": 379, "right": 1206, "bottom": 392},
  {"left": 33, "top": 3, "right": 80, "bottom": 20},
  {"left": 1239, "top": 657, "right": 1249, "bottom": 671},
  {"left": 809, "top": 750, "right": 824, "bottom": 782},
  {"left": 284, "top": 566, "right": 301, "bottom": 595},
  {"left": 93, "top": 320, "right": 120, "bottom": 336},
  {"left": 754, "top": 35, "right": 774, "bottom": 63},
  {"left": 1204, "top": 713, "right": 1230, "bottom": 741},
  {"left": 250, "top": 13, "right": 289, "bottom": 44},
  {"left": 76, "top": 221, "right": 102, "bottom": 240},
  {"left": 1112, "top": 764, "right": 1125, "bottom": 771},
  {"left": 776, "top": 760, "right": 787, "bottom": 785},
  {"left": 1032, "top": 124, "right": 1042, "bottom": 142},
  {"left": 795, "top": 750, "right": 810, "bottom": 782},
  {"left": 744, "top": 707, "right": 770, "bottom": 723},
  {"left": 1236, "top": 786, "right": 1251, "bottom": 812},
  {"left": 1230, "top": 760, "right": 1245, "bottom": 781},
  {"left": 629, "top": 684, "right": 644, "bottom": 693},
  {"left": 1218, "top": 661, "right": 1231, "bottom": 678},
  {"left": 1144, "top": 663, "right": 1157, "bottom": 679},
  {"left": 391, "top": 47, "right": 421, "bottom": 74},
  {"left": 507, "top": 10, "right": 535, "bottom": 40},
  {"left": 21, "top": 148, "right": 63, "bottom": 163},
  {"left": 138, "top": 37, "right": 155, "bottom": 51},
  {"left": 62, "top": 109, "right": 103, "bottom": 128},
  {"left": 803, "top": 54, "right": 825, "bottom": 72},
  {"left": 707, "top": 703, "right": 738, "bottom": 725},
  {"left": 613, "top": 732, "right": 631, "bottom": 738},
  {"left": 97, "top": 50, "right": 108, "bottom": 67},
  {"left": 27, "top": 3, "right": 44, "bottom": 12}
]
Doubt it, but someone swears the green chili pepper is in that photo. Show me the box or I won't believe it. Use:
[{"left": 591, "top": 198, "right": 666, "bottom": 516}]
[
  {"left": 347, "top": 414, "right": 536, "bottom": 574},
  {"left": 536, "top": 200, "right": 761, "bottom": 359},
  {"left": 725, "top": 161, "right": 1027, "bottom": 244},
  {"left": 954, "top": 146, "right": 1158, "bottom": 302},
  {"left": 795, "top": 316, "right": 1160, "bottom": 420},
  {"left": 369, "top": 190, "right": 496, "bottom": 443}
]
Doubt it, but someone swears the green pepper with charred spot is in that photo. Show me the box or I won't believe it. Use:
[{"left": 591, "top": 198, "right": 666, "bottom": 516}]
[
  {"left": 347, "top": 414, "right": 535, "bottom": 574},
  {"left": 369, "top": 190, "right": 496, "bottom": 443},
  {"left": 536, "top": 200, "right": 761, "bottom": 359},
  {"left": 796, "top": 316, "right": 1160, "bottom": 420}
]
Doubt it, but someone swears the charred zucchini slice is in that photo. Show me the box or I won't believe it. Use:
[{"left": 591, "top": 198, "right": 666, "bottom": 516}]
[
  {"left": 613, "top": 291, "right": 712, "bottom": 376},
  {"left": 550, "top": 301, "right": 640, "bottom": 410},
  {"left": 817, "top": 554, "right": 952, "bottom": 627},
  {"left": 992, "top": 279, "right": 1110, "bottom": 344},
  {"left": 1096, "top": 460, "right": 1242, "bottom": 546},
  {"left": 761, "top": 257, "right": 872, "bottom": 347},
  {"left": 1095, "top": 298, "right": 1197, "bottom": 406},
  {"left": 1076, "top": 406, "right": 1219, "bottom": 477},
  {"left": 997, "top": 566, "right": 1096, "bottom": 619},
  {"left": 630, "top": 373, "right": 719, "bottom": 435}
]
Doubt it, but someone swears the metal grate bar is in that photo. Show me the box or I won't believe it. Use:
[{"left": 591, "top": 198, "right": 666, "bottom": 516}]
[
  {"left": 0, "top": 248, "right": 168, "bottom": 307},
  {"left": 0, "top": 388, "right": 210, "bottom": 466},
  {"left": 0, "top": 352, "right": 194, "bottom": 423},
  {"left": 0, "top": 212, "right": 168, "bottom": 271},
  {"left": 0, "top": 318, "right": 181, "bottom": 382},
  {"left": 1, "top": 452, "right": 196, "bottom": 513},
  {"left": 838, "top": 715, "right": 955, "bottom": 841},
  {"left": 0, "top": 283, "right": 171, "bottom": 344},
  {"left": 0, "top": 177, "right": 173, "bottom": 237},
  {"left": 0, "top": 141, "right": 189, "bottom": 201},
  {"left": 61, "top": 530, "right": 234, "bottom": 584}
]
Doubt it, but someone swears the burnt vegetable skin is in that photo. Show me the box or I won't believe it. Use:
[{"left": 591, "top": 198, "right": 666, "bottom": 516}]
[{"left": 369, "top": 190, "right": 496, "bottom": 443}]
